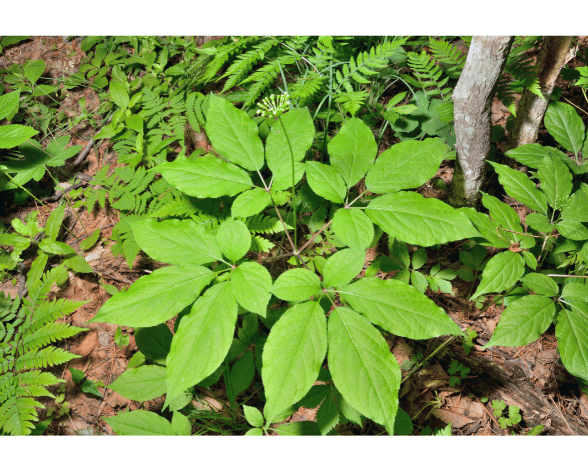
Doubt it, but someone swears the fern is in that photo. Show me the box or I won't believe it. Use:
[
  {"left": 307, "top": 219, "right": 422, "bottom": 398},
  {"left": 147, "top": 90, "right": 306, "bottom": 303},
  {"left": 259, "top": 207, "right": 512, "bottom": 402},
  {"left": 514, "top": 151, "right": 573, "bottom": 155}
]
[
  {"left": 403, "top": 50, "right": 452, "bottom": 101},
  {"left": 428, "top": 38, "right": 466, "bottom": 79},
  {"left": 240, "top": 56, "right": 297, "bottom": 107},
  {"left": 0, "top": 266, "right": 86, "bottom": 435},
  {"left": 245, "top": 214, "right": 289, "bottom": 234}
]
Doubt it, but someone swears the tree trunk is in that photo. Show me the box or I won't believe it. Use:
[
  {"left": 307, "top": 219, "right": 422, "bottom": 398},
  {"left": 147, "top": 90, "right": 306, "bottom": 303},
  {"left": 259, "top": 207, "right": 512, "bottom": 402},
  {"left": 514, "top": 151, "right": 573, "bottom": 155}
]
[
  {"left": 510, "top": 36, "right": 575, "bottom": 149},
  {"left": 449, "top": 37, "right": 514, "bottom": 208}
]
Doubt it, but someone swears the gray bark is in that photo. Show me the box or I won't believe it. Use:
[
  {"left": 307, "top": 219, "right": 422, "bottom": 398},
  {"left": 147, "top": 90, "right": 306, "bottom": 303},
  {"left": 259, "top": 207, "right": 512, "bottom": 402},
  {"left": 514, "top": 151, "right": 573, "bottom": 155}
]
[
  {"left": 510, "top": 36, "right": 575, "bottom": 149},
  {"left": 449, "top": 37, "right": 514, "bottom": 207}
]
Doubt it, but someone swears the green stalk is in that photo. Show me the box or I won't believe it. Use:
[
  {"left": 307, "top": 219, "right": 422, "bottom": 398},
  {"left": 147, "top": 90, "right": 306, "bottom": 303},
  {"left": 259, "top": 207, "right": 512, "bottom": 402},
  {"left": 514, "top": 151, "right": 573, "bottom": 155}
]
[{"left": 277, "top": 115, "right": 299, "bottom": 266}]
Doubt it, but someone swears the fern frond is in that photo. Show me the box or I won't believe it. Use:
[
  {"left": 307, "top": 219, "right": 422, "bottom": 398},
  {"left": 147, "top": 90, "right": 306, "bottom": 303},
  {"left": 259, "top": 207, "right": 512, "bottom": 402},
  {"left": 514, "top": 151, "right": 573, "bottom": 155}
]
[
  {"left": 250, "top": 235, "right": 275, "bottom": 253},
  {"left": 289, "top": 73, "right": 326, "bottom": 106},
  {"left": 0, "top": 395, "right": 42, "bottom": 435},
  {"left": 15, "top": 346, "right": 78, "bottom": 371},
  {"left": 202, "top": 36, "right": 259, "bottom": 83},
  {"left": 404, "top": 50, "right": 451, "bottom": 101},
  {"left": 334, "top": 90, "right": 369, "bottom": 116},
  {"left": 241, "top": 56, "right": 297, "bottom": 107},
  {"left": 428, "top": 38, "right": 466, "bottom": 79},
  {"left": 18, "top": 322, "right": 86, "bottom": 354},
  {"left": 246, "top": 214, "right": 288, "bottom": 234},
  {"left": 186, "top": 92, "right": 205, "bottom": 132}
]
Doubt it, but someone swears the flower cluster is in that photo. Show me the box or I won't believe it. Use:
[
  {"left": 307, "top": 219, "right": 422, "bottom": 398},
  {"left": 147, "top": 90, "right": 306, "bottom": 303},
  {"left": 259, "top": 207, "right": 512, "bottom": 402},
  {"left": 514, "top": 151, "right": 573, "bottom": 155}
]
[{"left": 256, "top": 93, "right": 291, "bottom": 119}]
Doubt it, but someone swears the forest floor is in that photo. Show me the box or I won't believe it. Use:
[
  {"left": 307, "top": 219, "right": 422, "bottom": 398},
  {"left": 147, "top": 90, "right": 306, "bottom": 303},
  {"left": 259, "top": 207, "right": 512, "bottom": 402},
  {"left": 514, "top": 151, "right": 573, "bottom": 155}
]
[{"left": 1, "top": 36, "right": 588, "bottom": 436}]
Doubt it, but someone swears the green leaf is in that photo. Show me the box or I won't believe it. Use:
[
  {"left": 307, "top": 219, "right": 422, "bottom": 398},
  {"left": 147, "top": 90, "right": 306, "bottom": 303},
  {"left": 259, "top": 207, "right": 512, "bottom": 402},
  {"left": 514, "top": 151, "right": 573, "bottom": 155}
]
[
  {"left": 485, "top": 295, "right": 556, "bottom": 348},
  {"left": 24, "top": 59, "right": 45, "bottom": 84},
  {"left": 109, "top": 365, "right": 167, "bottom": 401},
  {"left": 171, "top": 411, "right": 192, "bottom": 435},
  {"left": 131, "top": 219, "right": 222, "bottom": 266},
  {"left": 459, "top": 207, "right": 512, "bottom": 248},
  {"left": 338, "top": 277, "right": 463, "bottom": 339},
  {"left": 271, "top": 268, "right": 322, "bottom": 302},
  {"left": 154, "top": 157, "right": 253, "bottom": 198},
  {"left": 393, "top": 408, "right": 413, "bottom": 436},
  {"left": 322, "top": 248, "right": 365, "bottom": 288},
  {"left": 556, "top": 304, "right": 588, "bottom": 381},
  {"left": 231, "top": 188, "right": 271, "bottom": 218},
  {"left": 230, "top": 350, "right": 255, "bottom": 396},
  {"left": 265, "top": 107, "right": 314, "bottom": 177},
  {"left": 104, "top": 410, "right": 175, "bottom": 436},
  {"left": 274, "top": 421, "right": 321, "bottom": 435},
  {"left": 263, "top": 301, "right": 327, "bottom": 424},
  {"left": 63, "top": 254, "right": 93, "bottom": 273},
  {"left": 489, "top": 162, "right": 548, "bottom": 215},
  {"left": 125, "top": 114, "right": 144, "bottom": 134},
  {"left": 366, "top": 192, "right": 479, "bottom": 247},
  {"left": 0, "top": 91, "right": 20, "bottom": 120},
  {"left": 91, "top": 265, "right": 214, "bottom": 327},
  {"left": 505, "top": 143, "right": 552, "bottom": 169},
  {"left": 206, "top": 94, "right": 264, "bottom": 171},
  {"left": 328, "top": 117, "right": 377, "bottom": 187},
  {"left": 230, "top": 262, "right": 272, "bottom": 317},
  {"left": 134, "top": 323, "right": 173, "bottom": 362},
  {"left": 561, "top": 184, "right": 588, "bottom": 223},
  {"left": 328, "top": 306, "right": 400, "bottom": 432},
  {"left": 0, "top": 125, "right": 38, "bottom": 149},
  {"left": 44, "top": 204, "right": 66, "bottom": 241},
  {"left": 537, "top": 154, "right": 573, "bottom": 209},
  {"left": 109, "top": 80, "right": 129, "bottom": 109},
  {"left": 305, "top": 161, "right": 346, "bottom": 204},
  {"left": 562, "top": 283, "right": 588, "bottom": 303},
  {"left": 480, "top": 192, "right": 523, "bottom": 242},
  {"left": 216, "top": 219, "right": 251, "bottom": 263},
  {"left": 243, "top": 405, "right": 264, "bottom": 428},
  {"left": 525, "top": 212, "right": 553, "bottom": 233},
  {"left": 366, "top": 138, "right": 447, "bottom": 193},
  {"left": 556, "top": 220, "right": 588, "bottom": 241},
  {"left": 81, "top": 379, "right": 103, "bottom": 398},
  {"left": 245, "top": 427, "right": 264, "bottom": 436},
  {"left": 332, "top": 208, "right": 374, "bottom": 251},
  {"left": 544, "top": 101, "right": 585, "bottom": 154},
  {"left": 166, "top": 282, "right": 238, "bottom": 400},
  {"left": 80, "top": 229, "right": 101, "bottom": 251},
  {"left": 521, "top": 273, "right": 559, "bottom": 297},
  {"left": 316, "top": 391, "right": 339, "bottom": 435},
  {"left": 471, "top": 251, "right": 525, "bottom": 299},
  {"left": 38, "top": 240, "right": 76, "bottom": 255},
  {"left": 69, "top": 367, "right": 85, "bottom": 384}
]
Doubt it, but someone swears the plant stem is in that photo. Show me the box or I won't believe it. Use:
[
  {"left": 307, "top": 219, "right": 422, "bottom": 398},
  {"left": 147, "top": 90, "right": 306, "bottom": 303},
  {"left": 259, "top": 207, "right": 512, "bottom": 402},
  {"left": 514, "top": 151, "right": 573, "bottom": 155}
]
[{"left": 277, "top": 115, "right": 299, "bottom": 266}]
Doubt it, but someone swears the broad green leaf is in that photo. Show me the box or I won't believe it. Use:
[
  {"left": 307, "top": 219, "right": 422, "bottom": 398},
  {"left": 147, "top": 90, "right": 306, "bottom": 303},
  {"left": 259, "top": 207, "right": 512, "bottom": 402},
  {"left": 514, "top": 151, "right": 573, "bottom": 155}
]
[
  {"left": 109, "top": 80, "right": 129, "bottom": 109},
  {"left": 262, "top": 301, "right": 327, "bottom": 424},
  {"left": 274, "top": 421, "right": 321, "bottom": 435},
  {"left": 109, "top": 365, "right": 167, "bottom": 401},
  {"left": 480, "top": 192, "right": 522, "bottom": 243},
  {"left": 38, "top": 240, "right": 76, "bottom": 255},
  {"left": 265, "top": 108, "right": 313, "bottom": 191},
  {"left": 91, "top": 265, "right": 214, "bottom": 327},
  {"left": 0, "top": 91, "right": 19, "bottom": 120},
  {"left": 328, "top": 306, "right": 400, "bottom": 432},
  {"left": 338, "top": 277, "right": 463, "bottom": 339},
  {"left": 525, "top": 212, "right": 553, "bottom": 233},
  {"left": 521, "top": 273, "right": 559, "bottom": 297},
  {"left": 63, "top": 254, "right": 93, "bottom": 273},
  {"left": 125, "top": 114, "right": 144, "bottom": 134},
  {"left": 556, "top": 305, "right": 588, "bottom": 381},
  {"left": 328, "top": 117, "right": 377, "bottom": 187},
  {"left": 561, "top": 184, "right": 588, "bottom": 223},
  {"left": 322, "top": 248, "right": 365, "bottom": 288},
  {"left": 366, "top": 192, "right": 479, "bottom": 247},
  {"left": 171, "top": 411, "right": 192, "bottom": 435},
  {"left": 505, "top": 143, "right": 551, "bottom": 169},
  {"left": 24, "top": 59, "right": 45, "bottom": 84},
  {"left": 44, "top": 204, "right": 66, "bottom": 241},
  {"left": 459, "top": 207, "right": 511, "bottom": 248},
  {"left": 166, "top": 282, "right": 238, "bottom": 400},
  {"left": 0, "top": 125, "right": 38, "bottom": 149},
  {"left": 366, "top": 138, "right": 447, "bottom": 193},
  {"left": 316, "top": 391, "right": 339, "bottom": 435},
  {"left": 485, "top": 295, "right": 556, "bottom": 347},
  {"left": 489, "top": 161, "right": 548, "bottom": 215},
  {"left": 332, "top": 208, "right": 374, "bottom": 251},
  {"left": 134, "top": 324, "right": 173, "bottom": 362},
  {"left": 243, "top": 405, "right": 264, "bottom": 428},
  {"left": 231, "top": 188, "right": 271, "bottom": 218},
  {"left": 544, "top": 101, "right": 585, "bottom": 154},
  {"left": 562, "top": 283, "right": 588, "bottom": 303},
  {"left": 557, "top": 220, "right": 588, "bottom": 241},
  {"left": 245, "top": 427, "right": 264, "bottom": 436},
  {"left": 394, "top": 408, "right": 414, "bottom": 436},
  {"left": 547, "top": 147, "right": 587, "bottom": 176},
  {"left": 230, "top": 350, "right": 255, "bottom": 395},
  {"left": 216, "top": 219, "right": 251, "bottom": 263},
  {"left": 206, "top": 94, "right": 264, "bottom": 171},
  {"left": 104, "top": 410, "right": 175, "bottom": 436},
  {"left": 154, "top": 157, "right": 253, "bottom": 198},
  {"left": 306, "top": 161, "right": 346, "bottom": 204},
  {"left": 272, "top": 268, "right": 322, "bottom": 302},
  {"left": 471, "top": 251, "right": 525, "bottom": 299},
  {"left": 537, "top": 154, "right": 573, "bottom": 209},
  {"left": 80, "top": 228, "right": 101, "bottom": 251},
  {"left": 230, "top": 262, "right": 272, "bottom": 317},
  {"left": 27, "top": 253, "right": 48, "bottom": 286},
  {"left": 131, "top": 219, "right": 222, "bottom": 266}
]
